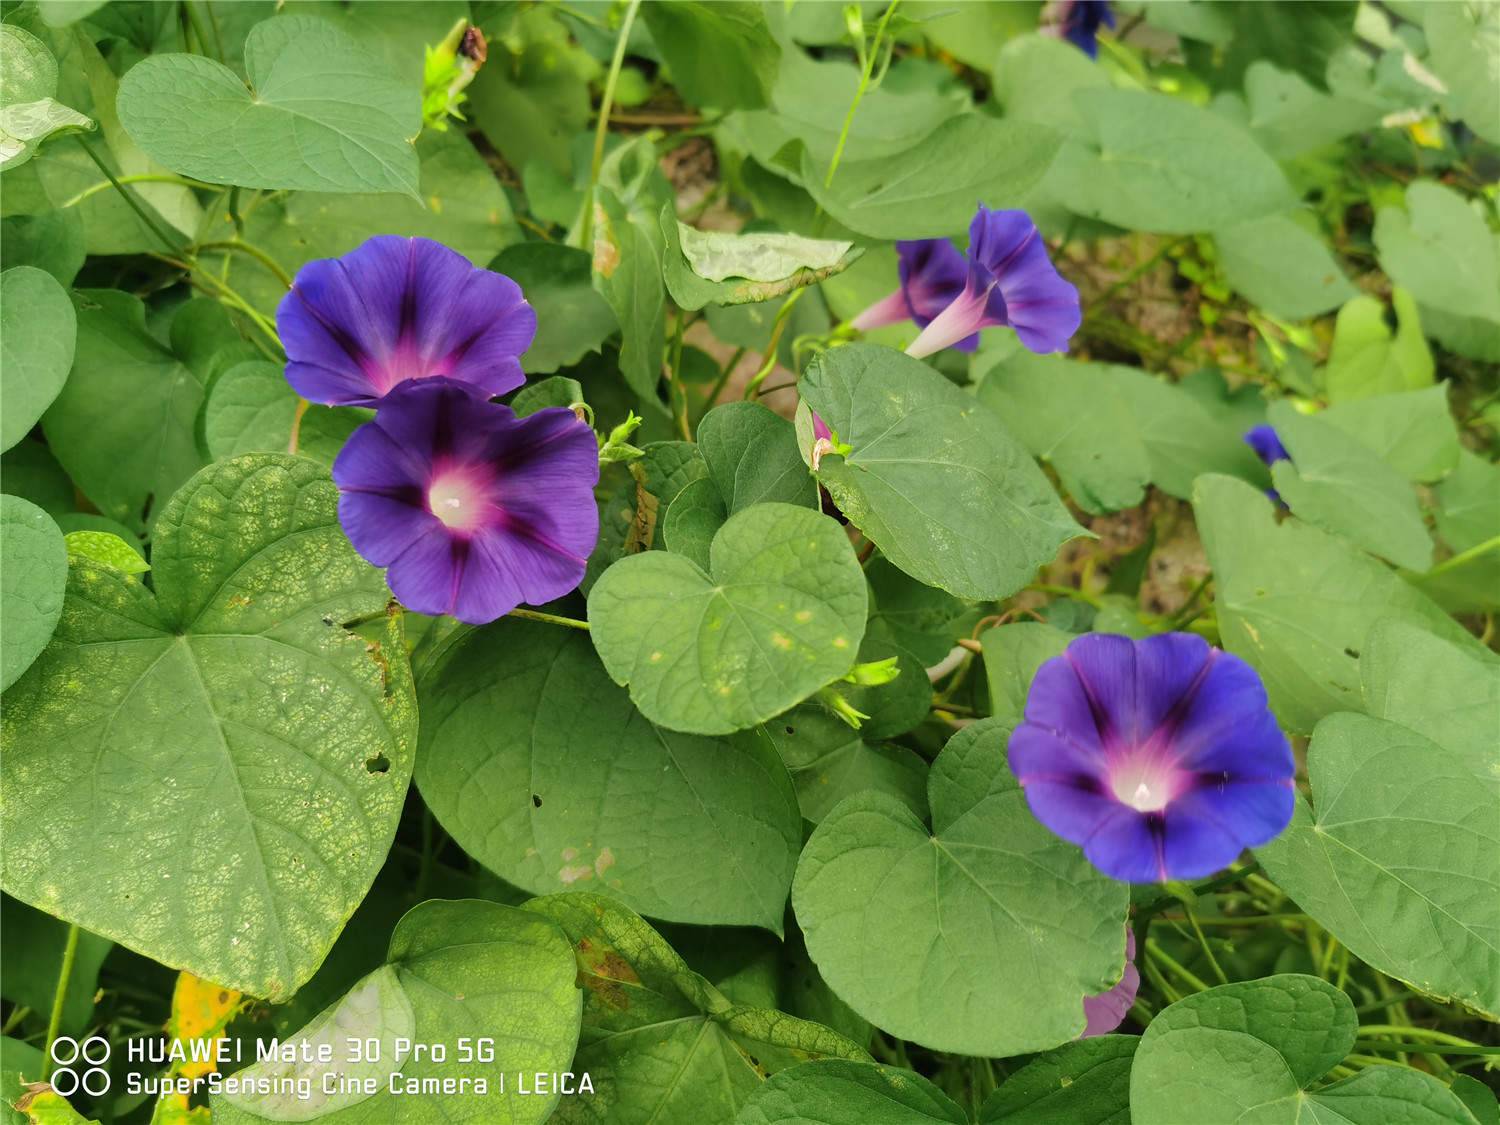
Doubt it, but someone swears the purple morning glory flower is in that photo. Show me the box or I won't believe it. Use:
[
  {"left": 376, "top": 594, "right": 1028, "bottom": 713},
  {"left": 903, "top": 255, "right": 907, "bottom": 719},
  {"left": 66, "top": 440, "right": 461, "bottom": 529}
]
[
  {"left": 906, "top": 207, "right": 1081, "bottom": 359},
  {"left": 1243, "top": 424, "right": 1290, "bottom": 466},
  {"left": 1009, "top": 632, "right": 1295, "bottom": 884},
  {"left": 1060, "top": 0, "right": 1115, "bottom": 58},
  {"left": 277, "top": 235, "right": 536, "bottom": 407},
  {"left": 850, "top": 239, "right": 975, "bottom": 349},
  {"left": 1082, "top": 928, "right": 1139, "bottom": 1037},
  {"left": 332, "top": 378, "right": 599, "bottom": 624}
]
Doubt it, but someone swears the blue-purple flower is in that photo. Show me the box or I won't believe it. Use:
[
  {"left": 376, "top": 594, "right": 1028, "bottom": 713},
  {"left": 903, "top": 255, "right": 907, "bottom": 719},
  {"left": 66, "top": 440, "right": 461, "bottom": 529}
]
[
  {"left": 906, "top": 207, "right": 1081, "bottom": 359},
  {"left": 1009, "top": 633, "right": 1295, "bottom": 883},
  {"left": 332, "top": 378, "right": 599, "bottom": 624},
  {"left": 851, "top": 239, "right": 972, "bottom": 347},
  {"left": 1082, "top": 928, "right": 1139, "bottom": 1037},
  {"left": 1059, "top": 0, "right": 1115, "bottom": 58},
  {"left": 278, "top": 236, "right": 536, "bottom": 407},
  {"left": 1243, "top": 424, "right": 1289, "bottom": 467}
]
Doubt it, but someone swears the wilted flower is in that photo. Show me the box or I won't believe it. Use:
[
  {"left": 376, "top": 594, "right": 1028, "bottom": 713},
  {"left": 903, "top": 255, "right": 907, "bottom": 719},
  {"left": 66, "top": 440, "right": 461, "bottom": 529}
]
[
  {"left": 1009, "top": 633, "right": 1295, "bottom": 883},
  {"left": 278, "top": 236, "right": 535, "bottom": 407},
  {"left": 1081, "top": 928, "right": 1139, "bottom": 1037},
  {"left": 332, "top": 378, "right": 599, "bottom": 624},
  {"left": 850, "top": 239, "right": 972, "bottom": 347},
  {"left": 1243, "top": 424, "right": 1289, "bottom": 467},
  {"left": 906, "top": 207, "right": 1081, "bottom": 359},
  {"left": 1059, "top": 0, "right": 1115, "bottom": 58}
]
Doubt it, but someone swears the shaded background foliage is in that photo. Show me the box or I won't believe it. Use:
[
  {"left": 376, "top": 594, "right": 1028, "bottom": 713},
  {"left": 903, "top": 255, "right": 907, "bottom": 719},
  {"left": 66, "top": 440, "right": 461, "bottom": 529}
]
[{"left": 0, "top": 1, "right": 1497, "bottom": 1123}]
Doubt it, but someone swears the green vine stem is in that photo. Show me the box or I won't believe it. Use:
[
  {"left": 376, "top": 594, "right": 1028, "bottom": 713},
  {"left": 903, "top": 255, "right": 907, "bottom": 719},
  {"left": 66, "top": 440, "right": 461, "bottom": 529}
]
[
  {"left": 41, "top": 924, "right": 80, "bottom": 1080},
  {"left": 578, "top": 0, "right": 642, "bottom": 251}
]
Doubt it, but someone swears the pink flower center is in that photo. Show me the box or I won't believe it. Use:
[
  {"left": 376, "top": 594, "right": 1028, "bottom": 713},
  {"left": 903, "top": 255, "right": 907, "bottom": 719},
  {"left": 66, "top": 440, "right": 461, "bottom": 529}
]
[
  {"left": 426, "top": 468, "right": 491, "bottom": 534},
  {"left": 1107, "top": 752, "right": 1184, "bottom": 813}
]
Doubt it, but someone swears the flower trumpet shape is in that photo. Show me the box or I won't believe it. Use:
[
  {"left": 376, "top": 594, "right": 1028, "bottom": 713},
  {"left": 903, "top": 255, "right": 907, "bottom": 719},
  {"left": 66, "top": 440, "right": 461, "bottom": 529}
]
[
  {"left": 1009, "top": 633, "right": 1295, "bottom": 883},
  {"left": 332, "top": 378, "right": 599, "bottom": 624},
  {"left": 278, "top": 235, "right": 536, "bottom": 407},
  {"left": 1059, "top": 0, "right": 1115, "bottom": 59},
  {"left": 850, "top": 239, "right": 971, "bottom": 346}
]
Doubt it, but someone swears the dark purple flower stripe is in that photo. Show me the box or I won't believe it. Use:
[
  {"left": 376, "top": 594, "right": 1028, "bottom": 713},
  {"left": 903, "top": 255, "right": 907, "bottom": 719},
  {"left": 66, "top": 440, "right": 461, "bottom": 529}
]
[
  {"left": 278, "top": 235, "right": 536, "bottom": 407},
  {"left": 1010, "top": 633, "right": 1295, "bottom": 883}
]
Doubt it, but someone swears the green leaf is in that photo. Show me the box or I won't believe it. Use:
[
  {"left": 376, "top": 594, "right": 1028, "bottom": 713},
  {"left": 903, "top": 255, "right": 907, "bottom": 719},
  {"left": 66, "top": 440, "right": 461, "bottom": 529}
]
[
  {"left": 593, "top": 185, "right": 667, "bottom": 408},
  {"left": 1215, "top": 213, "right": 1357, "bottom": 321},
  {"left": 525, "top": 893, "right": 866, "bottom": 1124},
  {"left": 41, "top": 290, "right": 204, "bottom": 532},
  {"left": 0, "top": 97, "right": 93, "bottom": 170},
  {"left": 977, "top": 1035, "right": 1136, "bottom": 1125},
  {"left": 801, "top": 115, "right": 1062, "bottom": 240},
  {"left": 416, "top": 620, "right": 802, "bottom": 931},
  {"left": 734, "top": 1059, "right": 966, "bottom": 1125},
  {"left": 643, "top": 1, "right": 779, "bottom": 110},
  {"left": 0, "top": 266, "right": 75, "bottom": 452},
  {"left": 981, "top": 622, "right": 1072, "bottom": 727},
  {"left": 1425, "top": 0, "right": 1500, "bottom": 144},
  {"left": 213, "top": 900, "right": 580, "bottom": 1124},
  {"left": 0, "top": 897, "right": 110, "bottom": 1037},
  {"left": 1267, "top": 402, "right": 1433, "bottom": 571},
  {"left": 63, "top": 530, "right": 148, "bottom": 574},
  {"left": 0, "top": 455, "right": 416, "bottom": 999},
  {"left": 1435, "top": 449, "right": 1500, "bottom": 553},
  {"left": 1134, "top": 974, "right": 1482, "bottom": 1123},
  {"left": 589, "top": 502, "right": 868, "bottom": 736},
  {"left": 492, "top": 242, "right": 616, "bottom": 375},
  {"left": 1319, "top": 386, "right": 1460, "bottom": 483},
  {"left": 0, "top": 26, "right": 92, "bottom": 170},
  {"left": 1, "top": 209, "right": 86, "bottom": 286},
  {"left": 1375, "top": 181, "right": 1500, "bottom": 325},
  {"left": 1215, "top": 1, "right": 1357, "bottom": 92},
  {"left": 512, "top": 375, "right": 586, "bottom": 418},
  {"left": 864, "top": 557, "right": 965, "bottom": 667},
  {"left": 202, "top": 360, "right": 299, "bottom": 460},
  {"left": 0, "top": 26, "right": 56, "bottom": 105},
  {"left": 117, "top": 15, "right": 419, "bottom": 194},
  {"left": 1053, "top": 88, "right": 1295, "bottom": 233},
  {"left": 802, "top": 343, "right": 1084, "bottom": 600},
  {"left": 1324, "top": 290, "right": 1434, "bottom": 403},
  {"left": 1452, "top": 1076, "right": 1500, "bottom": 1125},
  {"left": 662, "top": 207, "right": 861, "bottom": 310},
  {"left": 698, "top": 401, "right": 818, "bottom": 514},
  {"left": 754, "top": 704, "right": 929, "bottom": 824},
  {"left": 792, "top": 719, "right": 1129, "bottom": 1056},
  {"left": 1241, "top": 59, "right": 1385, "bottom": 159},
  {"left": 660, "top": 475, "right": 728, "bottom": 570},
  {"left": 1192, "top": 474, "right": 1479, "bottom": 734},
  {"left": 0, "top": 495, "right": 66, "bottom": 692}
]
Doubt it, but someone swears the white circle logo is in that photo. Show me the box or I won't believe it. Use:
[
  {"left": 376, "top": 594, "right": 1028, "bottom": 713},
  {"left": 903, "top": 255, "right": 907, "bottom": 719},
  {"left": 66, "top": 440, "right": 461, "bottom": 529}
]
[{"left": 49, "top": 1035, "right": 111, "bottom": 1098}]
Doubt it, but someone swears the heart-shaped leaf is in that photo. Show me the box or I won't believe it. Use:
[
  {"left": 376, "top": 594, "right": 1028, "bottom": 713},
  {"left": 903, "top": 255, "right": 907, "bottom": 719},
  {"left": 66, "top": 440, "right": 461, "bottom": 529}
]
[
  {"left": 1131, "top": 975, "right": 1479, "bottom": 1123},
  {"left": 802, "top": 343, "right": 1084, "bottom": 600},
  {"left": 698, "top": 401, "right": 819, "bottom": 514},
  {"left": 524, "top": 893, "right": 867, "bottom": 1125},
  {"left": 589, "top": 502, "right": 868, "bottom": 735},
  {"left": 0, "top": 267, "right": 75, "bottom": 453},
  {"left": 734, "top": 1059, "right": 966, "bottom": 1125},
  {"left": 793, "top": 720, "right": 1129, "bottom": 1056},
  {"left": 978, "top": 1036, "right": 1136, "bottom": 1125},
  {"left": 212, "top": 900, "right": 581, "bottom": 1124},
  {"left": 0, "top": 454, "right": 416, "bottom": 999},
  {"left": 0, "top": 495, "right": 66, "bottom": 692},
  {"left": 417, "top": 620, "right": 802, "bottom": 931},
  {"left": 117, "top": 15, "right": 419, "bottom": 194}
]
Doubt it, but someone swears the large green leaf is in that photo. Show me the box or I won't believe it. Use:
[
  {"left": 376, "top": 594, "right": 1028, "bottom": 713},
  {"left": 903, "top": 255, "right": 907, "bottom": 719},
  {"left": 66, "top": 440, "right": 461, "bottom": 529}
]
[
  {"left": 1267, "top": 402, "right": 1433, "bottom": 571},
  {"left": 1053, "top": 88, "right": 1294, "bottom": 233},
  {"left": 492, "top": 242, "right": 616, "bottom": 375},
  {"left": 1375, "top": 181, "right": 1500, "bottom": 325},
  {"left": 1241, "top": 59, "right": 1384, "bottom": 159},
  {"left": 41, "top": 290, "right": 204, "bottom": 533},
  {"left": 1193, "top": 474, "right": 1477, "bottom": 734},
  {"left": 1258, "top": 633, "right": 1500, "bottom": 1019},
  {"left": 801, "top": 115, "right": 1062, "bottom": 240},
  {"left": 1323, "top": 290, "right": 1433, "bottom": 402},
  {"left": 802, "top": 344, "right": 1084, "bottom": 599},
  {"left": 1425, "top": 1, "right": 1500, "bottom": 144},
  {"left": 593, "top": 184, "right": 666, "bottom": 407},
  {"left": 977, "top": 1036, "right": 1135, "bottom": 1125},
  {"left": 0, "top": 496, "right": 66, "bottom": 693},
  {"left": 0, "top": 25, "right": 92, "bottom": 170},
  {"left": 1435, "top": 449, "right": 1500, "bottom": 553},
  {"left": 792, "top": 720, "right": 1129, "bottom": 1056},
  {"left": 0, "top": 266, "right": 74, "bottom": 453},
  {"left": 1319, "top": 386, "right": 1459, "bottom": 483},
  {"left": 588, "top": 502, "right": 868, "bottom": 735},
  {"left": 697, "top": 402, "right": 818, "bottom": 514},
  {"left": 117, "top": 15, "right": 419, "bottom": 194},
  {"left": 1131, "top": 975, "right": 1479, "bottom": 1123},
  {"left": 642, "top": 1, "right": 779, "bottom": 111},
  {"left": 417, "top": 621, "right": 802, "bottom": 931},
  {"left": 213, "top": 900, "right": 580, "bottom": 1124},
  {"left": 1215, "top": 213, "right": 1357, "bottom": 320},
  {"left": 733, "top": 1059, "right": 966, "bottom": 1125},
  {"left": 524, "top": 893, "right": 868, "bottom": 1124},
  {"left": 0, "top": 455, "right": 416, "bottom": 999},
  {"left": 661, "top": 207, "right": 860, "bottom": 310}
]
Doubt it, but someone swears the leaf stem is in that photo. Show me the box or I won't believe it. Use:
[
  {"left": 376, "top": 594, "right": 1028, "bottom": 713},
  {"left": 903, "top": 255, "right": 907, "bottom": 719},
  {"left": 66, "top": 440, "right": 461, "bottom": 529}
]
[
  {"left": 1357, "top": 1025, "right": 1488, "bottom": 1049},
  {"left": 578, "top": 0, "right": 642, "bottom": 251},
  {"left": 507, "top": 608, "right": 590, "bottom": 631},
  {"left": 824, "top": 0, "right": 901, "bottom": 189},
  {"left": 73, "top": 137, "right": 182, "bottom": 254},
  {"left": 196, "top": 240, "right": 294, "bottom": 289},
  {"left": 1352, "top": 1040, "right": 1500, "bottom": 1056},
  {"left": 744, "top": 290, "right": 806, "bottom": 399},
  {"left": 42, "top": 925, "right": 81, "bottom": 1079},
  {"left": 1146, "top": 938, "right": 1212, "bottom": 993},
  {"left": 60, "top": 173, "right": 210, "bottom": 210}
]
